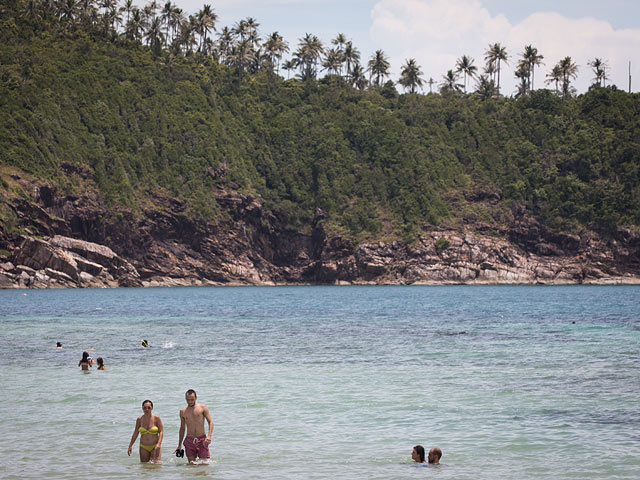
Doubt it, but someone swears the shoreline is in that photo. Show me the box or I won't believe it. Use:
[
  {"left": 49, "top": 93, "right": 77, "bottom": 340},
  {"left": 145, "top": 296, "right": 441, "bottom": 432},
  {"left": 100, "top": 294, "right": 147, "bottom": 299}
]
[{"left": 3, "top": 275, "right": 640, "bottom": 289}]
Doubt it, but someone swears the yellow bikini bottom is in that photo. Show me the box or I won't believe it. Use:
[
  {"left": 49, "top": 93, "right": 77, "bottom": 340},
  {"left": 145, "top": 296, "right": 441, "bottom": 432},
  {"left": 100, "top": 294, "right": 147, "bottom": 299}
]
[{"left": 140, "top": 443, "right": 157, "bottom": 453}]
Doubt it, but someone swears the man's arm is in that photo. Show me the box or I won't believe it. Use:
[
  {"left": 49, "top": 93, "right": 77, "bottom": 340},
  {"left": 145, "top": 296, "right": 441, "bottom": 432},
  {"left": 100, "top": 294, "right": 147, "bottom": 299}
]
[
  {"left": 203, "top": 405, "right": 213, "bottom": 445},
  {"left": 177, "top": 409, "right": 186, "bottom": 451}
]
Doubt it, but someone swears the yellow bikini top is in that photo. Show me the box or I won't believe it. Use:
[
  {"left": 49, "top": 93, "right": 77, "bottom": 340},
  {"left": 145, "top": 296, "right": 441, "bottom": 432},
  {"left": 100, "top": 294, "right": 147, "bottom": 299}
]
[{"left": 139, "top": 425, "right": 159, "bottom": 435}]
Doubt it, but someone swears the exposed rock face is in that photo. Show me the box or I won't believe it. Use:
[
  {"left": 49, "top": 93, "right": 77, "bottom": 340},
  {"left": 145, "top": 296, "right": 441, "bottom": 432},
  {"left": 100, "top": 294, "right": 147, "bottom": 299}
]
[
  {"left": 4, "top": 236, "right": 140, "bottom": 288},
  {"left": 1, "top": 177, "right": 639, "bottom": 288}
]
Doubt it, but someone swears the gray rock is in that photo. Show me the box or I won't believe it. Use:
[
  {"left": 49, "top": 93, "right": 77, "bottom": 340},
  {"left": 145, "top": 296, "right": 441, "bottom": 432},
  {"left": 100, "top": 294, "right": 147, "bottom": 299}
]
[{"left": 0, "top": 273, "right": 15, "bottom": 288}]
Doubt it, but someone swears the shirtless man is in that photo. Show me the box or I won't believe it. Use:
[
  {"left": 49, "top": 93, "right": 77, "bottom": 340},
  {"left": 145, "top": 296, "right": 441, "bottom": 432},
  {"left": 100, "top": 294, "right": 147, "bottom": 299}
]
[{"left": 177, "top": 389, "right": 213, "bottom": 462}]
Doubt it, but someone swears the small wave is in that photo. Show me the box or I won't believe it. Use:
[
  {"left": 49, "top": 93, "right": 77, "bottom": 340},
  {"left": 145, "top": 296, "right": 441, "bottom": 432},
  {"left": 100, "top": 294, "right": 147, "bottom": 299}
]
[{"left": 162, "top": 341, "right": 175, "bottom": 349}]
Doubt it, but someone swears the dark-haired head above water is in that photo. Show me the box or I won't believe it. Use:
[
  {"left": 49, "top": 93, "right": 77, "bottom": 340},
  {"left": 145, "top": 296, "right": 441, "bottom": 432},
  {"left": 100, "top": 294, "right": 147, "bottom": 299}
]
[
  {"left": 412, "top": 445, "right": 425, "bottom": 463},
  {"left": 428, "top": 447, "right": 442, "bottom": 464}
]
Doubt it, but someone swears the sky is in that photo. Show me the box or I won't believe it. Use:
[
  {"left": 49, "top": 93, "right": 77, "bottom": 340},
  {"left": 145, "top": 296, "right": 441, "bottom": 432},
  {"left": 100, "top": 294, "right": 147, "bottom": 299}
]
[{"left": 159, "top": 0, "right": 640, "bottom": 94}]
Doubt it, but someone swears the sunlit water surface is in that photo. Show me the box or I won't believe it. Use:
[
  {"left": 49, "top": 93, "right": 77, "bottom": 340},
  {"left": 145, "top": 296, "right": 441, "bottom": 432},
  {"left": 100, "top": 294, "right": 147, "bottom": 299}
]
[{"left": 1, "top": 285, "right": 639, "bottom": 479}]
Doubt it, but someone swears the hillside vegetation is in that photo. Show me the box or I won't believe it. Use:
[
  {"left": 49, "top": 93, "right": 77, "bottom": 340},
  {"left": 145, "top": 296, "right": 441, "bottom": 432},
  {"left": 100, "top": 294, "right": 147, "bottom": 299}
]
[{"left": 1, "top": 1, "right": 640, "bottom": 246}]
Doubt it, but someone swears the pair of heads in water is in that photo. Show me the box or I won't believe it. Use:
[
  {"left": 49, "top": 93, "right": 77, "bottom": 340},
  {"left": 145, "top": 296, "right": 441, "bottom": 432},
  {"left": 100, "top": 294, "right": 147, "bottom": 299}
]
[{"left": 412, "top": 445, "right": 441, "bottom": 464}]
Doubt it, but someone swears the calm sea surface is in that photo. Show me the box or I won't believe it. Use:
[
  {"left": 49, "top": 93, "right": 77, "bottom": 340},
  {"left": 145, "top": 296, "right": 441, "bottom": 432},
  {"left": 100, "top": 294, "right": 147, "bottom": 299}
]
[{"left": 0, "top": 285, "right": 639, "bottom": 479}]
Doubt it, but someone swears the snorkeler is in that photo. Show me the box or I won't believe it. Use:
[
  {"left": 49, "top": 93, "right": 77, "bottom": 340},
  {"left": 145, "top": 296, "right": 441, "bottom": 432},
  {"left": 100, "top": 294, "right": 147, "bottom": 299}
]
[
  {"left": 78, "top": 351, "right": 92, "bottom": 370},
  {"left": 128, "top": 400, "right": 164, "bottom": 463},
  {"left": 141, "top": 339, "right": 151, "bottom": 348},
  {"left": 56, "top": 342, "right": 63, "bottom": 349},
  {"left": 177, "top": 389, "right": 213, "bottom": 463}
]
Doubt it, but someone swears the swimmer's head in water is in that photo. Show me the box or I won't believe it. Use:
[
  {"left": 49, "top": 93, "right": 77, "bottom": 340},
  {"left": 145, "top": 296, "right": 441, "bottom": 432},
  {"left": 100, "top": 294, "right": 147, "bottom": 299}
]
[
  {"left": 412, "top": 445, "right": 425, "bottom": 463},
  {"left": 141, "top": 339, "right": 149, "bottom": 347},
  {"left": 142, "top": 399, "right": 153, "bottom": 410},
  {"left": 428, "top": 447, "right": 442, "bottom": 464},
  {"left": 185, "top": 389, "right": 197, "bottom": 406},
  {"left": 56, "top": 342, "right": 62, "bottom": 347}
]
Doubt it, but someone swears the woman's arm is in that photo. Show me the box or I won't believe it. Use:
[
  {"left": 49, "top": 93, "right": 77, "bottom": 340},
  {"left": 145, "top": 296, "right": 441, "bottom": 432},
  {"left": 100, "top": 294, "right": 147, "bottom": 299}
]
[
  {"left": 155, "top": 416, "right": 164, "bottom": 447},
  {"left": 127, "top": 417, "right": 141, "bottom": 456}
]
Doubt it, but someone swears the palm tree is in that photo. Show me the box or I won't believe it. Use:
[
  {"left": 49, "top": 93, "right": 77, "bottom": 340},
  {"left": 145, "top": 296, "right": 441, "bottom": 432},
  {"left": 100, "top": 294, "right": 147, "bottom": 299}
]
[
  {"left": 178, "top": 17, "right": 197, "bottom": 55},
  {"left": 474, "top": 75, "right": 496, "bottom": 100},
  {"left": 514, "top": 60, "right": 529, "bottom": 97},
  {"left": 350, "top": 62, "right": 368, "bottom": 90},
  {"left": 342, "top": 41, "right": 360, "bottom": 78},
  {"left": 545, "top": 64, "right": 563, "bottom": 94},
  {"left": 244, "top": 17, "right": 260, "bottom": 49},
  {"left": 145, "top": 15, "right": 165, "bottom": 55},
  {"left": 440, "top": 69, "right": 462, "bottom": 93},
  {"left": 229, "top": 38, "right": 253, "bottom": 84},
  {"left": 484, "top": 43, "right": 508, "bottom": 95},
  {"left": 233, "top": 19, "right": 247, "bottom": 42},
  {"left": 323, "top": 47, "right": 343, "bottom": 80},
  {"left": 332, "top": 33, "right": 347, "bottom": 51},
  {"left": 125, "top": 7, "right": 145, "bottom": 41},
  {"left": 77, "top": 0, "right": 98, "bottom": 27},
  {"left": 368, "top": 49, "right": 390, "bottom": 87},
  {"left": 264, "top": 31, "right": 288, "bottom": 76},
  {"left": 282, "top": 58, "right": 297, "bottom": 79},
  {"left": 427, "top": 77, "right": 434, "bottom": 93},
  {"left": 166, "top": 4, "right": 183, "bottom": 46},
  {"left": 588, "top": 58, "right": 608, "bottom": 87},
  {"left": 398, "top": 58, "right": 423, "bottom": 93},
  {"left": 57, "top": 0, "right": 80, "bottom": 29},
  {"left": 455, "top": 55, "right": 477, "bottom": 93},
  {"left": 216, "top": 26, "right": 234, "bottom": 65},
  {"left": 294, "top": 33, "right": 323, "bottom": 81},
  {"left": 119, "top": 0, "right": 134, "bottom": 27},
  {"left": 522, "top": 45, "right": 543, "bottom": 92},
  {"left": 160, "top": 2, "right": 173, "bottom": 46},
  {"left": 196, "top": 5, "right": 217, "bottom": 53},
  {"left": 559, "top": 56, "right": 578, "bottom": 98}
]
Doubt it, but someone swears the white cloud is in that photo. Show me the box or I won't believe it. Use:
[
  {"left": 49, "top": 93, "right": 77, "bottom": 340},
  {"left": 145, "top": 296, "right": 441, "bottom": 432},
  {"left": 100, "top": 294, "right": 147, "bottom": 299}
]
[{"left": 370, "top": 0, "right": 640, "bottom": 94}]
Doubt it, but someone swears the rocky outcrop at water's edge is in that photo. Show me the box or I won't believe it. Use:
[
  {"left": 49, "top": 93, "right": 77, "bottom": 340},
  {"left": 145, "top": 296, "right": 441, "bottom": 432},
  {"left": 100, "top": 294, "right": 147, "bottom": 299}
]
[{"left": 1, "top": 178, "right": 639, "bottom": 288}]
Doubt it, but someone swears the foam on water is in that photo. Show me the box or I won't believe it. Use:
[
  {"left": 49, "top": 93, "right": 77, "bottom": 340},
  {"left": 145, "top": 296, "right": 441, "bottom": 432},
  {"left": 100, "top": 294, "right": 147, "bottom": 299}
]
[{"left": 0, "top": 285, "right": 639, "bottom": 479}]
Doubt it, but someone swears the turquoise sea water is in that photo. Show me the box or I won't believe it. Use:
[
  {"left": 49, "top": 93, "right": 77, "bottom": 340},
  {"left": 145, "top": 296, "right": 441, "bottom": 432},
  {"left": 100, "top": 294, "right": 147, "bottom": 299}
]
[{"left": 0, "top": 285, "right": 639, "bottom": 479}]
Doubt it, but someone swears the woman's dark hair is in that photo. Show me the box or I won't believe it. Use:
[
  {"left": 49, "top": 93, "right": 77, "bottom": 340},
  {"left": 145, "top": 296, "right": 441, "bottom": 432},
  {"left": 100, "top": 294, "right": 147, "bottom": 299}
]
[
  {"left": 413, "top": 445, "right": 425, "bottom": 463},
  {"left": 81, "top": 351, "right": 89, "bottom": 361},
  {"left": 96, "top": 357, "right": 104, "bottom": 367},
  {"left": 142, "top": 399, "right": 153, "bottom": 408}
]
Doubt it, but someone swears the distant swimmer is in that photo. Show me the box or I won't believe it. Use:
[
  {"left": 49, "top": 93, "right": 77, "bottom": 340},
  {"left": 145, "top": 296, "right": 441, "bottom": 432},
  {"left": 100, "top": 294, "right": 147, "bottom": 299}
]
[
  {"left": 56, "top": 342, "right": 63, "bottom": 350},
  {"left": 128, "top": 400, "right": 164, "bottom": 463},
  {"left": 78, "top": 351, "right": 92, "bottom": 370},
  {"left": 96, "top": 357, "right": 106, "bottom": 370},
  {"left": 177, "top": 389, "right": 213, "bottom": 463},
  {"left": 428, "top": 447, "right": 442, "bottom": 464},
  {"left": 141, "top": 339, "right": 151, "bottom": 348},
  {"left": 412, "top": 445, "right": 426, "bottom": 464}
]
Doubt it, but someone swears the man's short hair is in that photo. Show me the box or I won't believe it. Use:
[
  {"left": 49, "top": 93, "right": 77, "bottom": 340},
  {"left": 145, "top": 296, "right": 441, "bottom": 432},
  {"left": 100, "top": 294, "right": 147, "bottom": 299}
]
[
  {"left": 428, "top": 447, "right": 442, "bottom": 463},
  {"left": 186, "top": 389, "right": 197, "bottom": 397}
]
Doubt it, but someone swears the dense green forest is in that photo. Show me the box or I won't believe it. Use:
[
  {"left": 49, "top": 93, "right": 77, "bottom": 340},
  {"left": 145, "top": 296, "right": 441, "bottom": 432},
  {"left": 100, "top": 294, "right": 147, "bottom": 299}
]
[{"left": 1, "top": 0, "right": 639, "bottom": 244}]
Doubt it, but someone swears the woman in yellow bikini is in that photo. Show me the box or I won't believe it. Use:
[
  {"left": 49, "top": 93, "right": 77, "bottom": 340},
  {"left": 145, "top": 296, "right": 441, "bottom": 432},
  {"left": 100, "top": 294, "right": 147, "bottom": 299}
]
[{"left": 127, "top": 400, "right": 164, "bottom": 463}]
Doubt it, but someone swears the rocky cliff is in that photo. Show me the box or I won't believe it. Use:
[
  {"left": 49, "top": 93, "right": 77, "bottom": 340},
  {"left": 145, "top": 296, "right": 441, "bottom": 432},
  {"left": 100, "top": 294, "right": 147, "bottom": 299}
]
[{"left": 1, "top": 174, "right": 639, "bottom": 288}]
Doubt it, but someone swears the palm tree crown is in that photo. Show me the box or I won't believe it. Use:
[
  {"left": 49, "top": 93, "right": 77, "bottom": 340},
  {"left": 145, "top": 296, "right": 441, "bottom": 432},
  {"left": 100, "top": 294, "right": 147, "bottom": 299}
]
[
  {"left": 455, "top": 55, "right": 477, "bottom": 93},
  {"left": 398, "top": 58, "right": 423, "bottom": 94}
]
